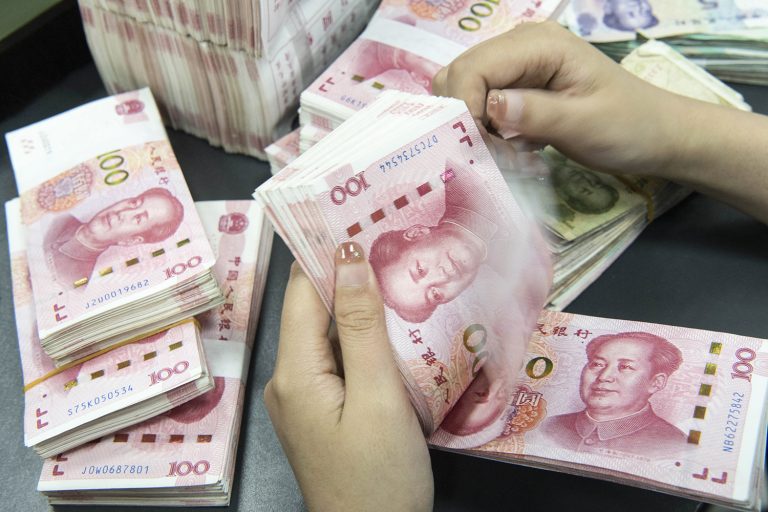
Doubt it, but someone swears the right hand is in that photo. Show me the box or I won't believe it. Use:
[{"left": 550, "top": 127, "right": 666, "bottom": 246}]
[{"left": 432, "top": 21, "right": 686, "bottom": 178}]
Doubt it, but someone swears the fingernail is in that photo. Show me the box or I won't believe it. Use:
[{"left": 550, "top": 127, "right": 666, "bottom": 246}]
[
  {"left": 335, "top": 242, "right": 368, "bottom": 287},
  {"left": 487, "top": 89, "right": 523, "bottom": 139}
]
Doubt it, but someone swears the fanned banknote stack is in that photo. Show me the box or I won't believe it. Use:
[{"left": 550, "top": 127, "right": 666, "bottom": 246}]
[
  {"left": 563, "top": 0, "right": 768, "bottom": 86},
  {"left": 295, "top": 0, "right": 567, "bottom": 151},
  {"left": 528, "top": 40, "right": 753, "bottom": 309},
  {"left": 257, "top": 90, "right": 553, "bottom": 437},
  {"left": 78, "top": 0, "right": 378, "bottom": 158},
  {"left": 257, "top": 90, "right": 768, "bottom": 510},
  {"left": 34, "top": 200, "right": 273, "bottom": 506},
  {"left": 5, "top": 89, "right": 224, "bottom": 364}
]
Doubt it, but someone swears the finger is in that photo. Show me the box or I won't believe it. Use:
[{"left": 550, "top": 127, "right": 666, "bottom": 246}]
[
  {"left": 441, "top": 21, "right": 572, "bottom": 120},
  {"left": 486, "top": 88, "right": 581, "bottom": 147},
  {"left": 333, "top": 242, "right": 405, "bottom": 405},
  {"left": 274, "top": 261, "right": 335, "bottom": 378}
]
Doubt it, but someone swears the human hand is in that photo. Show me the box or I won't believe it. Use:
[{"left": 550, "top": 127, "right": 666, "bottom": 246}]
[
  {"left": 432, "top": 21, "right": 687, "bottom": 178},
  {"left": 264, "top": 242, "right": 434, "bottom": 512}
]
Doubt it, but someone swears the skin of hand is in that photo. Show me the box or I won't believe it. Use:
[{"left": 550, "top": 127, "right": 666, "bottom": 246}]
[
  {"left": 264, "top": 242, "right": 434, "bottom": 512},
  {"left": 433, "top": 21, "right": 768, "bottom": 223}
]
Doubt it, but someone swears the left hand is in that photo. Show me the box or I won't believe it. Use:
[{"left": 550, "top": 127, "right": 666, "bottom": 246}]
[{"left": 264, "top": 242, "right": 434, "bottom": 512}]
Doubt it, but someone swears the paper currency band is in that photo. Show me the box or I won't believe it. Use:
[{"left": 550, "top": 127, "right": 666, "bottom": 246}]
[
  {"left": 106, "top": 433, "right": 213, "bottom": 444},
  {"left": 615, "top": 176, "right": 656, "bottom": 222},
  {"left": 22, "top": 317, "right": 200, "bottom": 393},
  {"left": 72, "top": 237, "right": 192, "bottom": 288},
  {"left": 346, "top": 171, "right": 453, "bottom": 238}
]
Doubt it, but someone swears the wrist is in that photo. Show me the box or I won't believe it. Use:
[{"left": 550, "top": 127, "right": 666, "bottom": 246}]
[{"left": 656, "top": 94, "right": 713, "bottom": 183}]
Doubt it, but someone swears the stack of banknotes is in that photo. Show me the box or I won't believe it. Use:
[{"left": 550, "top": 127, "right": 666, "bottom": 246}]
[
  {"left": 83, "top": 0, "right": 299, "bottom": 57},
  {"left": 33, "top": 201, "right": 273, "bottom": 506},
  {"left": 6, "top": 89, "right": 224, "bottom": 363},
  {"left": 77, "top": 0, "right": 378, "bottom": 158},
  {"left": 5, "top": 90, "right": 274, "bottom": 506},
  {"left": 256, "top": 89, "right": 768, "bottom": 510},
  {"left": 563, "top": 0, "right": 768, "bottom": 86},
  {"left": 257, "top": 90, "right": 553, "bottom": 436}
]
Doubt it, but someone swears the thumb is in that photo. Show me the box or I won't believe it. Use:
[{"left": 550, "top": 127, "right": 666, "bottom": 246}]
[
  {"left": 333, "top": 242, "right": 404, "bottom": 404},
  {"left": 486, "top": 88, "right": 579, "bottom": 145}
]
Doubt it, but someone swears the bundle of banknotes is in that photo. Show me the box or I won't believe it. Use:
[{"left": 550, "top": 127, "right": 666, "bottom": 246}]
[
  {"left": 34, "top": 200, "right": 273, "bottom": 506},
  {"left": 77, "top": 0, "right": 378, "bottom": 158},
  {"left": 6, "top": 88, "right": 224, "bottom": 364},
  {"left": 257, "top": 89, "right": 768, "bottom": 510},
  {"left": 563, "top": 0, "right": 768, "bottom": 86},
  {"left": 5, "top": 90, "right": 274, "bottom": 506}
]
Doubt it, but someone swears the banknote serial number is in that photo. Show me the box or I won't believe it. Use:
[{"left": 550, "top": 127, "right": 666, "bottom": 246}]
[
  {"left": 340, "top": 95, "right": 367, "bottom": 110},
  {"left": 84, "top": 279, "right": 150, "bottom": 310},
  {"left": 722, "top": 391, "right": 745, "bottom": 453},
  {"left": 80, "top": 464, "right": 149, "bottom": 476},
  {"left": 67, "top": 385, "right": 135, "bottom": 416},
  {"left": 379, "top": 135, "right": 439, "bottom": 173}
]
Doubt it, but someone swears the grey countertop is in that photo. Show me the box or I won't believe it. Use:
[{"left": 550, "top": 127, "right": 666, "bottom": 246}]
[{"left": 1, "top": 63, "right": 766, "bottom": 512}]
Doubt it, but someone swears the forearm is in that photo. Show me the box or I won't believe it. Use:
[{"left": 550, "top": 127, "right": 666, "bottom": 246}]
[{"left": 664, "top": 96, "right": 768, "bottom": 224}]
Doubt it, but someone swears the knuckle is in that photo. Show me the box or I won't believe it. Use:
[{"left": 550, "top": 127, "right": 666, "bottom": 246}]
[
  {"left": 336, "top": 300, "right": 384, "bottom": 337},
  {"left": 443, "top": 64, "right": 463, "bottom": 95},
  {"left": 448, "top": 56, "right": 468, "bottom": 77}
]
